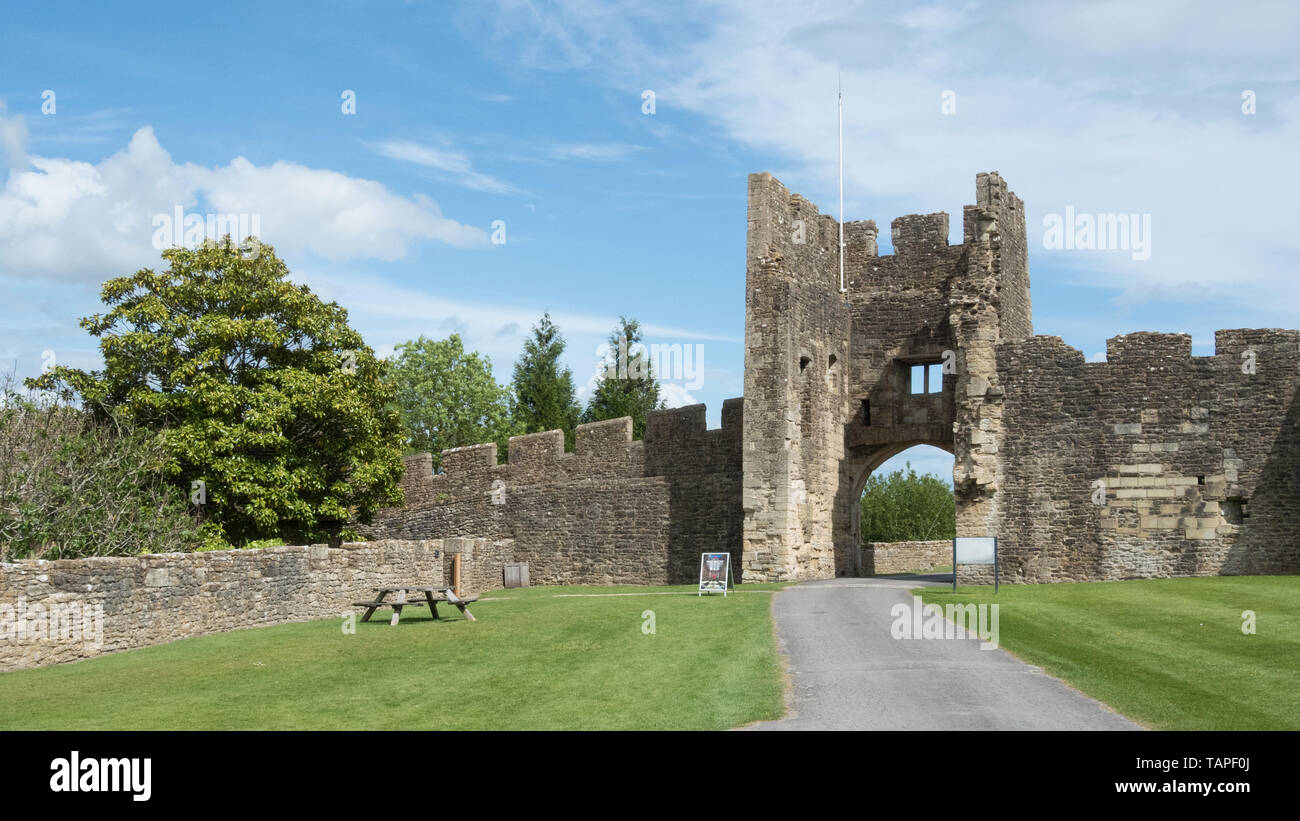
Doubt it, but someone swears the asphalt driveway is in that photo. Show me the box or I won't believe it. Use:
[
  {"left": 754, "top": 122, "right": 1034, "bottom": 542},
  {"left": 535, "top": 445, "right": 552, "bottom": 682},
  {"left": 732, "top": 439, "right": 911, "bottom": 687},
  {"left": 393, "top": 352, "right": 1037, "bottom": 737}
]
[{"left": 745, "top": 576, "right": 1139, "bottom": 730}]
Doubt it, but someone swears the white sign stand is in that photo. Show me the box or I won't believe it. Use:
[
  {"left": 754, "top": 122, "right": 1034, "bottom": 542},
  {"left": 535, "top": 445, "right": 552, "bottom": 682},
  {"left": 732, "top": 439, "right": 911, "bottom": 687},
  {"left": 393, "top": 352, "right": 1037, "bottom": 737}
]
[{"left": 698, "top": 553, "right": 734, "bottom": 596}]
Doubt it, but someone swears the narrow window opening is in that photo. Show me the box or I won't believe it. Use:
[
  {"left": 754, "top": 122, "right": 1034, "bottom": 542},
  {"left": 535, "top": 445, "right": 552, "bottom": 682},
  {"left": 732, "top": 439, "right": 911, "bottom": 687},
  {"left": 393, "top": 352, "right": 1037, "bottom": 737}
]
[
  {"left": 907, "top": 360, "right": 947, "bottom": 394},
  {"left": 927, "top": 362, "right": 943, "bottom": 394},
  {"left": 861, "top": 399, "right": 871, "bottom": 426}
]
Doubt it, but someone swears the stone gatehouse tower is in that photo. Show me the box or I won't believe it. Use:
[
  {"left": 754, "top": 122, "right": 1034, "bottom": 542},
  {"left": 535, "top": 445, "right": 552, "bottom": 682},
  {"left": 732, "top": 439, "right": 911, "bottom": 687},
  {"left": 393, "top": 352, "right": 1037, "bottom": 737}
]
[
  {"left": 741, "top": 171, "right": 1028, "bottom": 582},
  {"left": 365, "top": 171, "right": 1299, "bottom": 586},
  {"left": 740, "top": 171, "right": 1298, "bottom": 584}
]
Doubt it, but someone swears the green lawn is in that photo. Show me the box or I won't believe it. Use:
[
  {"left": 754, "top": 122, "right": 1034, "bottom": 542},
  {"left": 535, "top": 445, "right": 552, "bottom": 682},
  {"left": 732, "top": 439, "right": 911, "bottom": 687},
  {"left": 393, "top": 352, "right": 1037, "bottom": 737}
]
[
  {"left": 0, "top": 584, "right": 787, "bottom": 730},
  {"left": 917, "top": 575, "right": 1300, "bottom": 730}
]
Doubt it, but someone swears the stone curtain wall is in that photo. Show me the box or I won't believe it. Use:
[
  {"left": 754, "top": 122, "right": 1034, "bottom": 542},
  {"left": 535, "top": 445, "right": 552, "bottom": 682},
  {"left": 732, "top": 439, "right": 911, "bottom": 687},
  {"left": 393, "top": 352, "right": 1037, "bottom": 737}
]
[
  {"left": 862, "top": 541, "right": 951, "bottom": 575},
  {"left": 991, "top": 330, "right": 1300, "bottom": 582},
  {"left": 360, "top": 173, "right": 1298, "bottom": 588},
  {"left": 0, "top": 538, "right": 508, "bottom": 671},
  {"left": 362, "top": 404, "right": 743, "bottom": 586}
]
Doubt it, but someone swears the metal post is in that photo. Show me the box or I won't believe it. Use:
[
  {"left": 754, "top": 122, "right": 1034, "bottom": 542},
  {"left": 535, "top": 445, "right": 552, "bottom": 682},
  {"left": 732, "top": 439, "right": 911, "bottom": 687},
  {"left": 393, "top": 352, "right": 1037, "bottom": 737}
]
[{"left": 994, "top": 537, "right": 999, "bottom": 594}]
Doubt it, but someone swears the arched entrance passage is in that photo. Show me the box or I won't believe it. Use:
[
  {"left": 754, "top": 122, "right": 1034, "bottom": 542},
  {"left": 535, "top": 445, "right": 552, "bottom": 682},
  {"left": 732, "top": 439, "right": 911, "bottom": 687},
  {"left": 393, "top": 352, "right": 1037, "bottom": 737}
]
[{"left": 833, "top": 436, "right": 955, "bottom": 576}]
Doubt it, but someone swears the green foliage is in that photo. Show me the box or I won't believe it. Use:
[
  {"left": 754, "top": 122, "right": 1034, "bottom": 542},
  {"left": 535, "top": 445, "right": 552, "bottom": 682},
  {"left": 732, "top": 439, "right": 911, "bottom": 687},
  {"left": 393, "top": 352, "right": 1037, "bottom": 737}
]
[
  {"left": 26, "top": 237, "right": 405, "bottom": 547},
  {"left": 859, "top": 462, "right": 955, "bottom": 543},
  {"left": 386, "top": 334, "right": 519, "bottom": 469},
  {"left": 581, "top": 316, "right": 665, "bottom": 440},
  {"left": 0, "top": 377, "right": 203, "bottom": 561},
  {"left": 510, "top": 313, "right": 580, "bottom": 450}
]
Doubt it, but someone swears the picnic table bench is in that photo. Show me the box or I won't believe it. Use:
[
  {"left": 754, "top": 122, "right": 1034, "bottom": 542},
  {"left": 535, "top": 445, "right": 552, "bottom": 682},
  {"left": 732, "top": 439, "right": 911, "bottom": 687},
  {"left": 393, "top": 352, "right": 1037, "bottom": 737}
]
[{"left": 353, "top": 586, "right": 478, "bottom": 625}]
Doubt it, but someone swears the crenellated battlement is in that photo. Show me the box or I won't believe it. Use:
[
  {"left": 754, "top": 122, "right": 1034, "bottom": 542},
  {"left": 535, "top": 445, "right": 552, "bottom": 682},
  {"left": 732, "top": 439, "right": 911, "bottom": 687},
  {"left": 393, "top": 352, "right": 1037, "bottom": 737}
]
[
  {"left": 890, "top": 212, "right": 951, "bottom": 255},
  {"left": 999, "top": 330, "right": 1300, "bottom": 379},
  {"left": 748, "top": 171, "right": 1027, "bottom": 269},
  {"left": 1105, "top": 332, "right": 1193, "bottom": 363},
  {"left": 369, "top": 399, "right": 746, "bottom": 586},
  {"left": 396, "top": 399, "right": 744, "bottom": 502}
]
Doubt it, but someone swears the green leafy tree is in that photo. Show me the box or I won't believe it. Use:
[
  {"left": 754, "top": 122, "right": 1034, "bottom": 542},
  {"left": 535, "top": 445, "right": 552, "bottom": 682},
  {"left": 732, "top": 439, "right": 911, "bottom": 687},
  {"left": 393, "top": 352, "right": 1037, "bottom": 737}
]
[
  {"left": 859, "top": 462, "right": 955, "bottom": 543},
  {"left": 27, "top": 237, "right": 404, "bottom": 547},
  {"left": 510, "top": 313, "right": 580, "bottom": 449},
  {"left": 0, "top": 373, "right": 203, "bottom": 561},
  {"left": 386, "top": 334, "right": 519, "bottom": 469},
  {"left": 581, "top": 316, "right": 665, "bottom": 439}
]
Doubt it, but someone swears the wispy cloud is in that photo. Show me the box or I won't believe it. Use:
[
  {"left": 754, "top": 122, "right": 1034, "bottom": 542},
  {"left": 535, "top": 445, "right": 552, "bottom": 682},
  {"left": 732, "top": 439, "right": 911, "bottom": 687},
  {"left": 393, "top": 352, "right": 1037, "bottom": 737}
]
[
  {"left": 368, "top": 139, "right": 519, "bottom": 194},
  {"left": 302, "top": 269, "right": 740, "bottom": 346},
  {"left": 473, "top": 0, "right": 1300, "bottom": 318},
  {"left": 549, "top": 142, "right": 647, "bottom": 162}
]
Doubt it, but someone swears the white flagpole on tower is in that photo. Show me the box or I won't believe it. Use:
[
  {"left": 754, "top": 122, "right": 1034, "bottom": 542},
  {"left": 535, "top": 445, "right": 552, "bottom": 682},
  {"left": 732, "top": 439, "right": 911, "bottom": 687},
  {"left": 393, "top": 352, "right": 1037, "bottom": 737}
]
[{"left": 838, "top": 73, "right": 846, "bottom": 294}]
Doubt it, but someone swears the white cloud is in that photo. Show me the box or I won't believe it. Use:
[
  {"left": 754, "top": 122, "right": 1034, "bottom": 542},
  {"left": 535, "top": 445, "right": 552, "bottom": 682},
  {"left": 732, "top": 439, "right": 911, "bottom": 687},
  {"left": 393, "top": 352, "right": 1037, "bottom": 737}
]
[
  {"left": 474, "top": 0, "right": 1300, "bottom": 318},
  {"left": 367, "top": 139, "right": 519, "bottom": 194},
  {"left": 549, "top": 142, "right": 646, "bottom": 161},
  {"left": 658, "top": 382, "right": 697, "bottom": 408},
  {"left": 0, "top": 102, "right": 28, "bottom": 171},
  {"left": 0, "top": 122, "right": 488, "bottom": 282}
]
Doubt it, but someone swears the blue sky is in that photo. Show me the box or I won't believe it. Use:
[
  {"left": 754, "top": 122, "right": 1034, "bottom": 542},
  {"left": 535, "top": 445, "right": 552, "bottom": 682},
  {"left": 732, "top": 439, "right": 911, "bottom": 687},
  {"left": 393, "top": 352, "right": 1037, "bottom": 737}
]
[{"left": 2, "top": 1, "right": 1298, "bottom": 482}]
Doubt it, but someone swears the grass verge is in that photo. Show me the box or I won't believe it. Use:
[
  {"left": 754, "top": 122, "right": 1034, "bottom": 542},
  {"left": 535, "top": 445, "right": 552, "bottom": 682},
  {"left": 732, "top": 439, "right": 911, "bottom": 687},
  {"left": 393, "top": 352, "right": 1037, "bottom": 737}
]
[
  {"left": 916, "top": 575, "right": 1299, "bottom": 730},
  {"left": 0, "top": 583, "right": 786, "bottom": 730}
]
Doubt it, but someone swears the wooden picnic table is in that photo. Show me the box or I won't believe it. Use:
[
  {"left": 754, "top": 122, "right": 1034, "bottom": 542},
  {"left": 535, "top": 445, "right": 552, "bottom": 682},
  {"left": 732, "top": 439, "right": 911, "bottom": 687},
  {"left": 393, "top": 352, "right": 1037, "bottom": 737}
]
[{"left": 352, "top": 585, "right": 478, "bottom": 625}]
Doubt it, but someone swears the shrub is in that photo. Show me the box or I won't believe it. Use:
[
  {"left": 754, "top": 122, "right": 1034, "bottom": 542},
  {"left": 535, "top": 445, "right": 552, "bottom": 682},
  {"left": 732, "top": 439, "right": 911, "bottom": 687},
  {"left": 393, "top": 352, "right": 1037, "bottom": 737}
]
[
  {"left": 859, "top": 463, "right": 955, "bottom": 543},
  {"left": 0, "top": 376, "right": 203, "bottom": 561}
]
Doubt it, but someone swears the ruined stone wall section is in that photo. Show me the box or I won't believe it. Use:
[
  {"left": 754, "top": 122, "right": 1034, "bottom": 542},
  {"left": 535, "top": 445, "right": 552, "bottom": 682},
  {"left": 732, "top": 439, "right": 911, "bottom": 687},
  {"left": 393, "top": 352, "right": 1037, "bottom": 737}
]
[
  {"left": 966, "top": 172, "right": 1032, "bottom": 343},
  {"left": 949, "top": 215, "right": 1008, "bottom": 540},
  {"left": 367, "top": 403, "right": 744, "bottom": 586},
  {"left": 992, "top": 330, "right": 1300, "bottom": 581}
]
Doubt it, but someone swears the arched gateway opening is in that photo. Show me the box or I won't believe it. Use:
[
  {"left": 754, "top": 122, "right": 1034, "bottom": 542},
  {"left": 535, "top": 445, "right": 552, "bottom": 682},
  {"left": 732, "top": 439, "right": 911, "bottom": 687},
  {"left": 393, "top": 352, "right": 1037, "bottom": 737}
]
[
  {"left": 846, "top": 444, "right": 955, "bottom": 577},
  {"left": 834, "top": 438, "right": 955, "bottom": 576}
]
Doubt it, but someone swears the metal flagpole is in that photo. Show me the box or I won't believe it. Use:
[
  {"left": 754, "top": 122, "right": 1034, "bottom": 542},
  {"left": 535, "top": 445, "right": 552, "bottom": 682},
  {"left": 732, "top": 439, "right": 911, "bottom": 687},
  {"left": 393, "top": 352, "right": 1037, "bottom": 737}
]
[{"left": 838, "top": 73, "right": 846, "bottom": 293}]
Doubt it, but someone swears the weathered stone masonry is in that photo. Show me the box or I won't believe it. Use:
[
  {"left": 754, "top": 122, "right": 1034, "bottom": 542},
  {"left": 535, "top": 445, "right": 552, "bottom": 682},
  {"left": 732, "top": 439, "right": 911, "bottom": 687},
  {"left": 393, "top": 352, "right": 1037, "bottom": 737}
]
[
  {"left": 862, "top": 541, "right": 952, "bottom": 575},
  {"left": 980, "top": 329, "right": 1300, "bottom": 582},
  {"left": 0, "top": 538, "right": 507, "bottom": 671},
  {"left": 367, "top": 170, "right": 1298, "bottom": 586},
  {"left": 361, "top": 403, "right": 743, "bottom": 585}
]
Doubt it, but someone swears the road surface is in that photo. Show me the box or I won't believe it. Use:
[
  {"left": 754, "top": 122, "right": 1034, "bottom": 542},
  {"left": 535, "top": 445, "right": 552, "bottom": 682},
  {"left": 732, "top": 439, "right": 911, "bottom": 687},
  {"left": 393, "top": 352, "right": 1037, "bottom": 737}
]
[{"left": 745, "top": 576, "right": 1139, "bottom": 730}]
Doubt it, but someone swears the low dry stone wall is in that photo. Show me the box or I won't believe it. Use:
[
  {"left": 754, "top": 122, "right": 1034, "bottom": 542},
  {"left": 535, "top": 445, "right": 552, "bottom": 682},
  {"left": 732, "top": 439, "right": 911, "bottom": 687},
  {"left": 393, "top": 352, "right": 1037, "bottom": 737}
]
[
  {"left": 0, "top": 538, "right": 509, "bottom": 672},
  {"left": 862, "top": 541, "right": 951, "bottom": 575}
]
